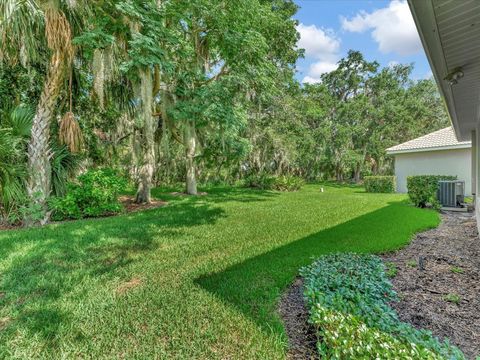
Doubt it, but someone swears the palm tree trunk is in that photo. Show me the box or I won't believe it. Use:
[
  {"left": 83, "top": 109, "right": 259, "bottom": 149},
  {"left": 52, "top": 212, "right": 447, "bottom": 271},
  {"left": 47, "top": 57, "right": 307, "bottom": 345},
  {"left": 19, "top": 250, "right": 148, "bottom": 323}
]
[
  {"left": 25, "top": 8, "right": 73, "bottom": 226},
  {"left": 184, "top": 121, "right": 198, "bottom": 195},
  {"left": 135, "top": 68, "right": 155, "bottom": 203},
  {"left": 26, "top": 43, "right": 70, "bottom": 225}
]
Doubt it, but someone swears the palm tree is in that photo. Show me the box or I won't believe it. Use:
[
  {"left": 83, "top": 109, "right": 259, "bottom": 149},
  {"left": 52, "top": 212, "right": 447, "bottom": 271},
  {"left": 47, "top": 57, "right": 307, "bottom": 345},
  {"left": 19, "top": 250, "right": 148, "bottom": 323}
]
[
  {"left": 0, "top": 106, "right": 33, "bottom": 224},
  {"left": 0, "top": 0, "right": 87, "bottom": 225}
]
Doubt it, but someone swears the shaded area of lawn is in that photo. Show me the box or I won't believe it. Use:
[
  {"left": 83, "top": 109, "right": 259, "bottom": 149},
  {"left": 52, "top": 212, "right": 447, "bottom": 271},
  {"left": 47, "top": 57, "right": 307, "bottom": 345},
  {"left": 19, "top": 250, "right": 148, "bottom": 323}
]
[
  {"left": 0, "top": 185, "right": 439, "bottom": 359},
  {"left": 196, "top": 201, "right": 439, "bottom": 335},
  {"left": 0, "top": 198, "right": 228, "bottom": 349}
]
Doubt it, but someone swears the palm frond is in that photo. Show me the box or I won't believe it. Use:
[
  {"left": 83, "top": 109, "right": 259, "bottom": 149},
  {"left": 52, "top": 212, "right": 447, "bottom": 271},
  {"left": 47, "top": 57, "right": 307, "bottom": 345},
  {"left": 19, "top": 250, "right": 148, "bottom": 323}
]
[
  {"left": 8, "top": 105, "right": 33, "bottom": 137},
  {"left": 50, "top": 143, "right": 81, "bottom": 197},
  {"left": 0, "top": 126, "right": 27, "bottom": 217},
  {"left": 0, "top": 0, "right": 43, "bottom": 65},
  {"left": 59, "top": 111, "right": 83, "bottom": 153}
]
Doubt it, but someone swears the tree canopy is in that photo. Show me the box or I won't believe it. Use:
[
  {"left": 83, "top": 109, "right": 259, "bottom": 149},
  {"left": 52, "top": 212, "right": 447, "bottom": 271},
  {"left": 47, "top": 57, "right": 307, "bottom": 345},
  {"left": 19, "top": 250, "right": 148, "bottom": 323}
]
[{"left": 0, "top": 0, "right": 449, "bottom": 225}]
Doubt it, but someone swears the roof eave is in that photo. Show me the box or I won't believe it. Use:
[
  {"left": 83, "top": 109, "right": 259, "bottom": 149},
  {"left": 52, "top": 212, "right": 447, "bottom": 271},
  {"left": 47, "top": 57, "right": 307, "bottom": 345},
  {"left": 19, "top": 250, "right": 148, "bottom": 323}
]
[
  {"left": 407, "top": 0, "right": 466, "bottom": 141},
  {"left": 386, "top": 143, "right": 471, "bottom": 155}
]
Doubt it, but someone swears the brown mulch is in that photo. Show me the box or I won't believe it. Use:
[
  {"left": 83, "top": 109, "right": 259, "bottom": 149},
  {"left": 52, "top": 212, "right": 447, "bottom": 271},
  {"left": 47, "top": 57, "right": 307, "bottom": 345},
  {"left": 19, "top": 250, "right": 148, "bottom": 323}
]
[
  {"left": 169, "top": 191, "right": 208, "bottom": 196},
  {"left": 278, "top": 278, "right": 318, "bottom": 360},
  {"left": 382, "top": 211, "right": 480, "bottom": 359},
  {"left": 118, "top": 196, "right": 167, "bottom": 213},
  {"left": 0, "top": 196, "right": 167, "bottom": 231},
  {"left": 0, "top": 224, "right": 16, "bottom": 231},
  {"left": 279, "top": 211, "right": 480, "bottom": 359}
]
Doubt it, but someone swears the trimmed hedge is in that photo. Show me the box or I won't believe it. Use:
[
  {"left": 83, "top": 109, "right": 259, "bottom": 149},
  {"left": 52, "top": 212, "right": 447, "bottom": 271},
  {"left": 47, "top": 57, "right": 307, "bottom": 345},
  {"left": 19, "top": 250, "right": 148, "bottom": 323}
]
[
  {"left": 364, "top": 176, "right": 396, "bottom": 193},
  {"left": 301, "top": 254, "right": 464, "bottom": 359},
  {"left": 407, "top": 175, "right": 457, "bottom": 208}
]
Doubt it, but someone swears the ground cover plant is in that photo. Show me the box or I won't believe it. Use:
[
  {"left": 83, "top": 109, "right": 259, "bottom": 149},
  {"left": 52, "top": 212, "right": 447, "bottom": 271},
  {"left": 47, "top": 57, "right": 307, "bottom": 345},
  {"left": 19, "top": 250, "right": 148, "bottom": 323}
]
[
  {"left": 0, "top": 184, "right": 439, "bottom": 358},
  {"left": 301, "top": 253, "right": 464, "bottom": 359}
]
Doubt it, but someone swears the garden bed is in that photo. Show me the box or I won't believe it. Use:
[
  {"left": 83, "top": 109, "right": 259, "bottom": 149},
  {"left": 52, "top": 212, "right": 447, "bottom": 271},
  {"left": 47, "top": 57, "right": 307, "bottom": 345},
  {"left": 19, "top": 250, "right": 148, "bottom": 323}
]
[
  {"left": 278, "top": 278, "right": 317, "bottom": 359},
  {"left": 0, "top": 196, "right": 167, "bottom": 231},
  {"left": 118, "top": 195, "right": 167, "bottom": 213},
  {"left": 280, "top": 212, "right": 479, "bottom": 359},
  {"left": 382, "top": 211, "right": 480, "bottom": 359}
]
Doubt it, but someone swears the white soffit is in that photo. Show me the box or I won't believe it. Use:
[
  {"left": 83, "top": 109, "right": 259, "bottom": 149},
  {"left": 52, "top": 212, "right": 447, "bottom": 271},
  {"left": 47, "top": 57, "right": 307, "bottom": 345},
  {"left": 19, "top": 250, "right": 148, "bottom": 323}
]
[{"left": 408, "top": 0, "right": 480, "bottom": 141}]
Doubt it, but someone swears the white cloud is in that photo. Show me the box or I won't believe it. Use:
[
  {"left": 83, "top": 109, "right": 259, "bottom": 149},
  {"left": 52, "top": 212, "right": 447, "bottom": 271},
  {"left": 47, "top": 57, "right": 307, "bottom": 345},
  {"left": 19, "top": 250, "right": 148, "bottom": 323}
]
[
  {"left": 302, "top": 76, "right": 322, "bottom": 84},
  {"left": 309, "top": 61, "right": 338, "bottom": 78},
  {"left": 341, "top": 0, "right": 422, "bottom": 56},
  {"left": 297, "top": 23, "right": 340, "bottom": 61},
  {"left": 297, "top": 23, "right": 341, "bottom": 83},
  {"left": 388, "top": 60, "right": 399, "bottom": 68}
]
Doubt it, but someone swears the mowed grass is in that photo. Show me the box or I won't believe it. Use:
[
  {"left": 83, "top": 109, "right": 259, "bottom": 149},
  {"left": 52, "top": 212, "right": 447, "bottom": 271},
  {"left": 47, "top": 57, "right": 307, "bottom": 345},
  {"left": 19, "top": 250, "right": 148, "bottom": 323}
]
[{"left": 0, "top": 184, "right": 439, "bottom": 359}]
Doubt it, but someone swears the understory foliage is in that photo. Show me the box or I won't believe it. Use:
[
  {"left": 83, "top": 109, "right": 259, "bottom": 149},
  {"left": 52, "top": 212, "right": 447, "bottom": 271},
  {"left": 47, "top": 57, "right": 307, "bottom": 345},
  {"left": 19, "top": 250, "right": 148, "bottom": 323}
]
[
  {"left": 364, "top": 176, "right": 396, "bottom": 193},
  {"left": 243, "top": 173, "right": 304, "bottom": 191},
  {"left": 301, "top": 254, "right": 464, "bottom": 359},
  {"left": 0, "top": 106, "right": 32, "bottom": 223},
  {"left": 407, "top": 175, "right": 457, "bottom": 208},
  {"left": 49, "top": 169, "right": 127, "bottom": 220}
]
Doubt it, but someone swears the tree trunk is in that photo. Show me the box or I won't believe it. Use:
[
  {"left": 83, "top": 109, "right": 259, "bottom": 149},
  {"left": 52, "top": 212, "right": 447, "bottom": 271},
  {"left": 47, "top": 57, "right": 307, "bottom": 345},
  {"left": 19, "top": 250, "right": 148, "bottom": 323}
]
[
  {"left": 26, "top": 10, "right": 73, "bottom": 226},
  {"left": 135, "top": 68, "right": 155, "bottom": 203},
  {"left": 335, "top": 167, "right": 343, "bottom": 182},
  {"left": 353, "top": 164, "right": 361, "bottom": 183},
  {"left": 184, "top": 121, "right": 198, "bottom": 195}
]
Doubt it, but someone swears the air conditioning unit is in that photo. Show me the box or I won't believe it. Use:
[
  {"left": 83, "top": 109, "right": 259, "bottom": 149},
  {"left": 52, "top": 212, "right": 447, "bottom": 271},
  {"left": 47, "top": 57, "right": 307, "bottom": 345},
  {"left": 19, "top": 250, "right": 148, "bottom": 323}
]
[{"left": 437, "top": 180, "right": 464, "bottom": 208}]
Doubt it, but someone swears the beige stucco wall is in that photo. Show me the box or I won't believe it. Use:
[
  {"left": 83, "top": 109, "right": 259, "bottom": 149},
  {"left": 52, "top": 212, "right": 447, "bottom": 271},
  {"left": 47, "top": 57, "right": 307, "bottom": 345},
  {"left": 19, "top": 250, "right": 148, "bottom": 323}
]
[{"left": 393, "top": 148, "right": 472, "bottom": 195}]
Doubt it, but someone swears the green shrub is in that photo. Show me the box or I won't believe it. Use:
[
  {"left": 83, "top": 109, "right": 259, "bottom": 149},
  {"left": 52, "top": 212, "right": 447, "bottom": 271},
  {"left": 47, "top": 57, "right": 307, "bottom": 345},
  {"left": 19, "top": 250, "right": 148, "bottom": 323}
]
[
  {"left": 407, "top": 175, "right": 457, "bottom": 208},
  {"left": 243, "top": 173, "right": 276, "bottom": 190},
  {"left": 243, "top": 173, "right": 304, "bottom": 192},
  {"left": 364, "top": 176, "right": 396, "bottom": 193},
  {"left": 49, "top": 168, "right": 127, "bottom": 221},
  {"left": 300, "top": 254, "right": 464, "bottom": 360},
  {"left": 273, "top": 175, "right": 305, "bottom": 192}
]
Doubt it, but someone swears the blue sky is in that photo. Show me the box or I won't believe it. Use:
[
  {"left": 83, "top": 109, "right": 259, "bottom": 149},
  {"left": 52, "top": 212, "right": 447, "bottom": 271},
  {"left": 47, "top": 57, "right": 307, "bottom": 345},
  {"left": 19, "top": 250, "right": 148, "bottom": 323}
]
[{"left": 294, "top": 0, "right": 432, "bottom": 83}]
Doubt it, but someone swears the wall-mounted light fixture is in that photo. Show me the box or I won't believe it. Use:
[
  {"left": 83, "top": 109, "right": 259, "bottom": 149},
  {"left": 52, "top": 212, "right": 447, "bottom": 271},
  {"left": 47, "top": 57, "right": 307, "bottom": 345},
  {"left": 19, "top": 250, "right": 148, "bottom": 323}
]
[{"left": 444, "top": 67, "right": 464, "bottom": 85}]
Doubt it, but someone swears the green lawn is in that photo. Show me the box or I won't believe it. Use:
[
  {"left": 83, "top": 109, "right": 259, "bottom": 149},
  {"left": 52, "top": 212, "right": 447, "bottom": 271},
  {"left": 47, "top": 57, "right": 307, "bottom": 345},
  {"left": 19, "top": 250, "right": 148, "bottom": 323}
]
[{"left": 0, "top": 184, "right": 439, "bottom": 359}]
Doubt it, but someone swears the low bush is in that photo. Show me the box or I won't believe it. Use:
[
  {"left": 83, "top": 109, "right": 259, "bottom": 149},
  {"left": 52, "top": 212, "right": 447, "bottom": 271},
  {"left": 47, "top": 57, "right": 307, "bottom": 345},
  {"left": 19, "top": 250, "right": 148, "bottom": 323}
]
[
  {"left": 300, "top": 253, "right": 464, "bottom": 359},
  {"left": 243, "top": 173, "right": 304, "bottom": 192},
  {"left": 242, "top": 173, "right": 276, "bottom": 190},
  {"left": 49, "top": 168, "right": 127, "bottom": 221},
  {"left": 364, "top": 176, "right": 396, "bottom": 193},
  {"left": 407, "top": 175, "right": 457, "bottom": 208},
  {"left": 273, "top": 175, "right": 305, "bottom": 192}
]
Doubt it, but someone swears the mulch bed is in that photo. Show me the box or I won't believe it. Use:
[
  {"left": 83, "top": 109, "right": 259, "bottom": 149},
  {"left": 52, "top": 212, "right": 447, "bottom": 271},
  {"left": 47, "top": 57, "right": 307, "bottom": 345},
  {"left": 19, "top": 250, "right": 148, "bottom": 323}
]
[
  {"left": 169, "top": 191, "right": 208, "bottom": 196},
  {"left": 278, "top": 278, "right": 317, "bottom": 359},
  {"left": 0, "top": 196, "right": 167, "bottom": 231},
  {"left": 382, "top": 211, "right": 480, "bottom": 359},
  {"left": 279, "top": 211, "right": 480, "bottom": 359},
  {"left": 118, "top": 196, "right": 167, "bottom": 213}
]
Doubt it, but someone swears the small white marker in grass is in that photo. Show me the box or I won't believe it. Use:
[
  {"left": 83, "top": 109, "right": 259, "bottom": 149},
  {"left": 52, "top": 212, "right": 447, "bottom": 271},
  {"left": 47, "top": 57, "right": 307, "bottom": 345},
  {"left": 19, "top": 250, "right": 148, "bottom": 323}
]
[{"left": 320, "top": 187, "right": 324, "bottom": 193}]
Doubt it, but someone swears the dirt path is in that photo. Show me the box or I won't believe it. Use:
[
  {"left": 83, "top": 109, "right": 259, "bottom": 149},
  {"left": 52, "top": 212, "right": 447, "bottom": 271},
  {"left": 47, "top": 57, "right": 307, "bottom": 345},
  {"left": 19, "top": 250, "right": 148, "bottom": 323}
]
[{"left": 382, "top": 211, "right": 480, "bottom": 359}]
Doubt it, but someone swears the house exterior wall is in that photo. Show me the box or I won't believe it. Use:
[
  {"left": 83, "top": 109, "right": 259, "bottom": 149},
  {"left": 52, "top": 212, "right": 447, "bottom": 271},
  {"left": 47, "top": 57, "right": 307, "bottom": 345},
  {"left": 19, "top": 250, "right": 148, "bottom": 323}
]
[
  {"left": 393, "top": 148, "right": 472, "bottom": 195},
  {"left": 474, "top": 128, "right": 480, "bottom": 228}
]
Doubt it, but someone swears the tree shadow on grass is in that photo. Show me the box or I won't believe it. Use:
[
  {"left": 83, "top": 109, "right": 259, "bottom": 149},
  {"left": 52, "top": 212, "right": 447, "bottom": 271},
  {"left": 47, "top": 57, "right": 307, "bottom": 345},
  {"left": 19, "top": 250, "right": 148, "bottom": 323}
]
[
  {"left": 195, "top": 201, "right": 438, "bottom": 337},
  {"left": 0, "top": 199, "right": 227, "bottom": 342},
  {"left": 152, "top": 186, "right": 280, "bottom": 204},
  {"left": 318, "top": 181, "right": 363, "bottom": 189}
]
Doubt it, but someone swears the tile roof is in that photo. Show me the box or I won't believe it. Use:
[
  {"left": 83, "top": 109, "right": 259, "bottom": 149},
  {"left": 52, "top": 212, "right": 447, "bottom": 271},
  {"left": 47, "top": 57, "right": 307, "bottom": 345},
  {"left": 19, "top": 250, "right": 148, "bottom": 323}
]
[{"left": 386, "top": 127, "right": 471, "bottom": 154}]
